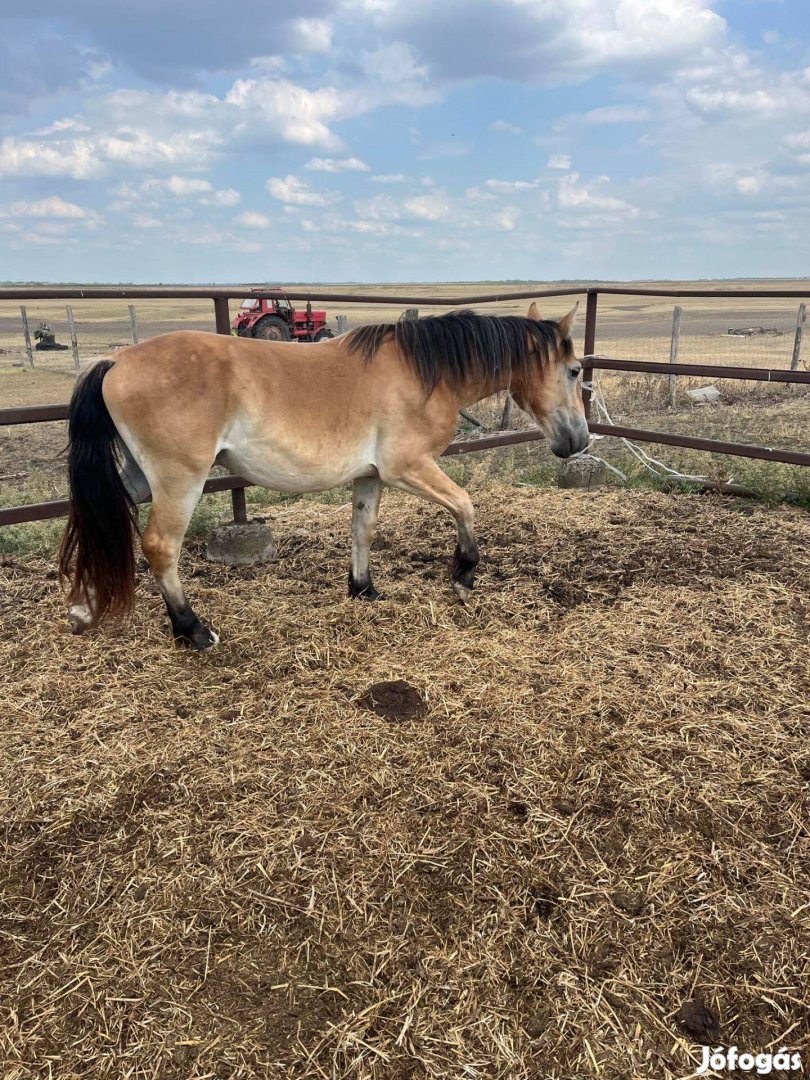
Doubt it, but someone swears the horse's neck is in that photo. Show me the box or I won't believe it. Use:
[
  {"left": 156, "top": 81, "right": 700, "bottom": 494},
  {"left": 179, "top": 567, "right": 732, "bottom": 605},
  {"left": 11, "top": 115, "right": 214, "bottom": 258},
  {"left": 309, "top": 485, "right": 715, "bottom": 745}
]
[{"left": 455, "top": 371, "right": 511, "bottom": 409}]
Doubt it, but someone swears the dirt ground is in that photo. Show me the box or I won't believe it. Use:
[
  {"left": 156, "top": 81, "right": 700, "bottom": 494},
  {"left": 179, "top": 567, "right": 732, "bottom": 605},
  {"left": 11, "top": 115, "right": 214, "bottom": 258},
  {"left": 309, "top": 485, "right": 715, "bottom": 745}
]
[{"left": 1, "top": 484, "right": 808, "bottom": 1079}]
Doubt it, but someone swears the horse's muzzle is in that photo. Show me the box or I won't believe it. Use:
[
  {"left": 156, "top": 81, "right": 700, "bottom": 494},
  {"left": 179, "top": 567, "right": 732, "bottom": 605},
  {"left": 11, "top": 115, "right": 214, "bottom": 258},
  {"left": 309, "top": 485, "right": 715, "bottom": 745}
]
[{"left": 548, "top": 413, "right": 590, "bottom": 459}]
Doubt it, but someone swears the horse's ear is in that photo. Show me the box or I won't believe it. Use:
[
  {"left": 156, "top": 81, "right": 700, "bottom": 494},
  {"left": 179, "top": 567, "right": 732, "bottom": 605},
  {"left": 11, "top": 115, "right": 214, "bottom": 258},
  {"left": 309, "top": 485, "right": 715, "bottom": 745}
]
[
  {"left": 557, "top": 302, "right": 579, "bottom": 338},
  {"left": 527, "top": 302, "right": 541, "bottom": 321}
]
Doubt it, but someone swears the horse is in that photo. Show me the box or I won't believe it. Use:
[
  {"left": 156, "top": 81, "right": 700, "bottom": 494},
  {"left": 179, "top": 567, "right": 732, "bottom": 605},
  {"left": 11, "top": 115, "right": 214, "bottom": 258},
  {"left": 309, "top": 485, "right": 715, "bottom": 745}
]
[{"left": 59, "top": 302, "right": 589, "bottom": 649}]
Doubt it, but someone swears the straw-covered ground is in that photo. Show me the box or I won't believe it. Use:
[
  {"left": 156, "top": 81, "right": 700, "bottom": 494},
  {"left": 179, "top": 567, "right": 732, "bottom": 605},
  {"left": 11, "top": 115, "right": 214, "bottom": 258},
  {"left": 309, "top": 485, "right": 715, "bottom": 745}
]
[{"left": 1, "top": 484, "right": 808, "bottom": 1079}]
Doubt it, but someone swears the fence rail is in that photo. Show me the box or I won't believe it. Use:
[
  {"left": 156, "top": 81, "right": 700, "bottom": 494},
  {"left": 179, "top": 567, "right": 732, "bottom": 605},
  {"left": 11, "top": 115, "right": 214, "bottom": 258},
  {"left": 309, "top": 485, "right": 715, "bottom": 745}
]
[
  {"left": 2, "top": 285, "right": 810, "bottom": 302},
  {"left": 2, "top": 285, "right": 809, "bottom": 529}
]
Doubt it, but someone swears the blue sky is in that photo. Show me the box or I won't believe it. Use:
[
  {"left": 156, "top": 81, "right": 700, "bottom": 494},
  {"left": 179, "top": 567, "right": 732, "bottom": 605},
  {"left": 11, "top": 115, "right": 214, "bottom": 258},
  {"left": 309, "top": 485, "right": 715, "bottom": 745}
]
[{"left": 0, "top": 0, "right": 808, "bottom": 282}]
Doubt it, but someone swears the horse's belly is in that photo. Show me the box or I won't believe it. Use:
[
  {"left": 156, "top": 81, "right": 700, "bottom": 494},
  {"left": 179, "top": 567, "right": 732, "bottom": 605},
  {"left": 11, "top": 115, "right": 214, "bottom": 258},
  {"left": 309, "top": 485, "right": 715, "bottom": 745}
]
[{"left": 219, "top": 442, "right": 374, "bottom": 494}]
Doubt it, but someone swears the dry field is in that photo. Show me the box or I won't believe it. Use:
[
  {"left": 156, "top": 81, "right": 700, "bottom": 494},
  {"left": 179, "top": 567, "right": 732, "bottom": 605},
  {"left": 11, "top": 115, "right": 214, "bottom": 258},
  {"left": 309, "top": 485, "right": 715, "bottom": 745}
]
[{"left": 1, "top": 484, "right": 809, "bottom": 1079}]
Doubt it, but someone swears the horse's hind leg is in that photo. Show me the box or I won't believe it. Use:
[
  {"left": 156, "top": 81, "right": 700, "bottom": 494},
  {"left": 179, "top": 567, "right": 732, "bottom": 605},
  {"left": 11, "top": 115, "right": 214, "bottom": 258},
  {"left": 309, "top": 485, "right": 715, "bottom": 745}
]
[
  {"left": 349, "top": 475, "right": 384, "bottom": 600},
  {"left": 385, "top": 458, "right": 479, "bottom": 601},
  {"left": 141, "top": 480, "right": 218, "bottom": 650}
]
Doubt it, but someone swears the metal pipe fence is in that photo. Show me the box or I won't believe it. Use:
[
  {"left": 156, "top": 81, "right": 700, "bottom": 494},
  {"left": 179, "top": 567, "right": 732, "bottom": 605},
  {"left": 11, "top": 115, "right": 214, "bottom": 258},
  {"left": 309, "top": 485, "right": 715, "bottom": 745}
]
[{"left": 1, "top": 285, "right": 809, "bottom": 529}]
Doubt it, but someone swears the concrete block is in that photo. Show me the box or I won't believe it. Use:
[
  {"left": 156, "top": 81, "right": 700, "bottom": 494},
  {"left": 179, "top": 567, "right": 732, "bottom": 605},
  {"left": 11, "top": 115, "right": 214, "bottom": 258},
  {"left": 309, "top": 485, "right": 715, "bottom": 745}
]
[
  {"left": 686, "top": 385, "right": 722, "bottom": 405},
  {"left": 556, "top": 454, "right": 608, "bottom": 491},
  {"left": 205, "top": 521, "right": 277, "bottom": 566}
]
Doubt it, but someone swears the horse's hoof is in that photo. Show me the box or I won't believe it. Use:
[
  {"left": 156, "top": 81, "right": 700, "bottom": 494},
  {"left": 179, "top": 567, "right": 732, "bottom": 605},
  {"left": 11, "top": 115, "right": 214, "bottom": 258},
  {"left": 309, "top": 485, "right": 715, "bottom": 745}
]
[
  {"left": 452, "top": 582, "right": 472, "bottom": 604},
  {"left": 356, "top": 586, "right": 385, "bottom": 601},
  {"left": 175, "top": 625, "right": 220, "bottom": 650},
  {"left": 348, "top": 574, "right": 384, "bottom": 601},
  {"left": 68, "top": 604, "right": 92, "bottom": 634},
  {"left": 197, "top": 627, "right": 220, "bottom": 650}
]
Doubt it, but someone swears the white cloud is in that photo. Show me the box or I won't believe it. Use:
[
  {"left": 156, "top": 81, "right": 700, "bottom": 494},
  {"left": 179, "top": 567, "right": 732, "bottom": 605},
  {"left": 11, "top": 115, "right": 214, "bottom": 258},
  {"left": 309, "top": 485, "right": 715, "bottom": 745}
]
[
  {"left": 784, "top": 130, "right": 810, "bottom": 150},
  {"left": 557, "top": 172, "right": 639, "bottom": 215},
  {"left": 305, "top": 156, "right": 370, "bottom": 172},
  {"left": 247, "top": 55, "right": 289, "bottom": 75},
  {"left": 735, "top": 176, "right": 761, "bottom": 196},
  {"left": 493, "top": 206, "right": 520, "bottom": 230},
  {"left": 201, "top": 188, "right": 241, "bottom": 206},
  {"left": 547, "top": 153, "right": 572, "bottom": 169},
  {"left": 354, "top": 190, "right": 452, "bottom": 223},
  {"left": 236, "top": 211, "right": 271, "bottom": 228},
  {"left": 354, "top": 0, "right": 726, "bottom": 84},
  {"left": 84, "top": 56, "right": 112, "bottom": 81},
  {"left": 484, "top": 178, "right": 539, "bottom": 193},
  {"left": 465, "top": 186, "right": 497, "bottom": 203},
  {"left": 97, "top": 128, "right": 221, "bottom": 168},
  {"left": 142, "top": 175, "right": 213, "bottom": 196},
  {"left": 583, "top": 105, "right": 650, "bottom": 123},
  {"left": 353, "top": 193, "right": 403, "bottom": 221},
  {"left": 32, "top": 117, "right": 90, "bottom": 136},
  {"left": 289, "top": 17, "right": 333, "bottom": 53},
  {"left": 371, "top": 173, "right": 407, "bottom": 183},
  {"left": 360, "top": 42, "right": 428, "bottom": 84},
  {"left": 0, "top": 196, "right": 94, "bottom": 219},
  {"left": 401, "top": 191, "right": 451, "bottom": 221},
  {"left": 489, "top": 119, "right": 522, "bottom": 135},
  {"left": 226, "top": 78, "right": 345, "bottom": 146},
  {"left": 685, "top": 86, "right": 788, "bottom": 118},
  {"left": 265, "top": 174, "right": 339, "bottom": 207},
  {"left": 0, "top": 136, "right": 103, "bottom": 179}
]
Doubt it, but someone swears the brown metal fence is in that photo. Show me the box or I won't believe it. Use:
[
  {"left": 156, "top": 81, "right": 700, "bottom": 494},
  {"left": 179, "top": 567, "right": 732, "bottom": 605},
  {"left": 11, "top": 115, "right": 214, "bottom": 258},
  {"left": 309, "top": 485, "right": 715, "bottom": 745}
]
[{"left": 1, "top": 285, "right": 809, "bottom": 529}]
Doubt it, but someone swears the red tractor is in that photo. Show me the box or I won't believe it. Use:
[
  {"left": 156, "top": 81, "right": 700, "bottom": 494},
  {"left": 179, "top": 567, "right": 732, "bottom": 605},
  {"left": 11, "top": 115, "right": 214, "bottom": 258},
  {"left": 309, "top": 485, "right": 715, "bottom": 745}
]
[{"left": 231, "top": 289, "right": 334, "bottom": 342}]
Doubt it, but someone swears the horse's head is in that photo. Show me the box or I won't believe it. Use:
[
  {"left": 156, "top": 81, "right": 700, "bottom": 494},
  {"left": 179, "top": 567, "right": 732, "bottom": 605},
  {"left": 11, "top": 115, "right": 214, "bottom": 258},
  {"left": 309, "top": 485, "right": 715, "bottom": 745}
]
[{"left": 510, "top": 302, "right": 590, "bottom": 458}]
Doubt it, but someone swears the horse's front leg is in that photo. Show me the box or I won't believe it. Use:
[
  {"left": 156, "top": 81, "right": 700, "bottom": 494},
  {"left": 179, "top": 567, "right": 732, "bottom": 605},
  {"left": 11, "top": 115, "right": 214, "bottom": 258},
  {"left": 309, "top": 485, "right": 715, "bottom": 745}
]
[
  {"left": 386, "top": 458, "right": 479, "bottom": 602},
  {"left": 349, "top": 475, "right": 384, "bottom": 600}
]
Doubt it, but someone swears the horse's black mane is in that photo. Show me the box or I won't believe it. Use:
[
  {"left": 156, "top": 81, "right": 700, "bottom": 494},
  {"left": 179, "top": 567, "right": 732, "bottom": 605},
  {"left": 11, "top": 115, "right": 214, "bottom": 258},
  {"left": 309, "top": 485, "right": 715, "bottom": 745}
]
[{"left": 345, "top": 309, "right": 572, "bottom": 392}]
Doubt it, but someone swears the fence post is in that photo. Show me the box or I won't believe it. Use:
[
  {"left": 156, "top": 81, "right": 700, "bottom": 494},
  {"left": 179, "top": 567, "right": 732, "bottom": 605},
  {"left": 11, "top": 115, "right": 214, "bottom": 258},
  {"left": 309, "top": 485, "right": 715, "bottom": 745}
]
[
  {"left": 403, "top": 308, "right": 418, "bottom": 321},
  {"left": 20, "top": 306, "right": 34, "bottom": 368},
  {"left": 66, "top": 305, "right": 80, "bottom": 372},
  {"left": 231, "top": 486, "right": 248, "bottom": 524},
  {"left": 582, "top": 290, "right": 598, "bottom": 419},
  {"left": 668, "top": 305, "right": 682, "bottom": 407},
  {"left": 335, "top": 314, "right": 348, "bottom": 335},
  {"left": 791, "top": 303, "right": 806, "bottom": 371},
  {"left": 129, "top": 304, "right": 139, "bottom": 345},
  {"left": 211, "top": 297, "right": 244, "bottom": 522},
  {"left": 213, "top": 296, "right": 231, "bottom": 336}
]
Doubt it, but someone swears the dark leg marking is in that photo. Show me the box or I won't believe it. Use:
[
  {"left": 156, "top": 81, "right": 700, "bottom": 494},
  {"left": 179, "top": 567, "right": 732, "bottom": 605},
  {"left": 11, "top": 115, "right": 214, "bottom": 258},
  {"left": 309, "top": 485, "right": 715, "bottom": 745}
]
[
  {"left": 452, "top": 543, "right": 479, "bottom": 592},
  {"left": 348, "top": 569, "right": 383, "bottom": 601},
  {"left": 164, "top": 598, "right": 218, "bottom": 650}
]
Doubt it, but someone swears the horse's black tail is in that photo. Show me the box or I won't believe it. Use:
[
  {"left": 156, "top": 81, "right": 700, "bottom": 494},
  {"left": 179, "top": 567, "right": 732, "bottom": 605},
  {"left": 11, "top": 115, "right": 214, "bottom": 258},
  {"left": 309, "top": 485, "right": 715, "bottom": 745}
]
[{"left": 58, "top": 360, "right": 139, "bottom": 628}]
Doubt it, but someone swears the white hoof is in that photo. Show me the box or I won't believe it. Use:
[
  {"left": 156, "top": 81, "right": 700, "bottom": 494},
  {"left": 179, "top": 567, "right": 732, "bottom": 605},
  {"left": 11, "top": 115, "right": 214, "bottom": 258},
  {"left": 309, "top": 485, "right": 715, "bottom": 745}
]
[
  {"left": 452, "top": 582, "right": 472, "bottom": 604},
  {"left": 68, "top": 604, "right": 93, "bottom": 635}
]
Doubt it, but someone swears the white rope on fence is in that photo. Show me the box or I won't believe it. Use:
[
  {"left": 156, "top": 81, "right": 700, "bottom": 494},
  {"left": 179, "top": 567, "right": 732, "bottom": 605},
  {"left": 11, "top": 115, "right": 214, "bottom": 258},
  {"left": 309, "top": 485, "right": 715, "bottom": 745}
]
[{"left": 575, "top": 374, "right": 712, "bottom": 486}]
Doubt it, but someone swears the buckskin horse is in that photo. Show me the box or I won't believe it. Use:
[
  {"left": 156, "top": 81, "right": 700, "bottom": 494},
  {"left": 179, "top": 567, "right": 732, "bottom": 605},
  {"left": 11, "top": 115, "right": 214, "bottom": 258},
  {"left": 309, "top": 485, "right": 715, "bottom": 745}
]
[{"left": 59, "top": 303, "right": 588, "bottom": 649}]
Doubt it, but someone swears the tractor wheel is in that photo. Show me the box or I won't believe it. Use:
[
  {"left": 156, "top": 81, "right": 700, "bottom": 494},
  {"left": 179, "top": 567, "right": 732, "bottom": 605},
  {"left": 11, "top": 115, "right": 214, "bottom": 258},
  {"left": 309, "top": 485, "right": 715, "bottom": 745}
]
[
  {"left": 314, "top": 328, "right": 335, "bottom": 341},
  {"left": 253, "top": 316, "right": 291, "bottom": 342}
]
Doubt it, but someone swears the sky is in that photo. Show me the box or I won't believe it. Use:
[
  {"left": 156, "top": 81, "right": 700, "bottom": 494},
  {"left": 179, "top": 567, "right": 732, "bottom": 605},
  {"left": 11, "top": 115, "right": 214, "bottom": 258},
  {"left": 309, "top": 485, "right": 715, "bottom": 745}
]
[{"left": 0, "top": 0, "right": 808, "bottom": 283}]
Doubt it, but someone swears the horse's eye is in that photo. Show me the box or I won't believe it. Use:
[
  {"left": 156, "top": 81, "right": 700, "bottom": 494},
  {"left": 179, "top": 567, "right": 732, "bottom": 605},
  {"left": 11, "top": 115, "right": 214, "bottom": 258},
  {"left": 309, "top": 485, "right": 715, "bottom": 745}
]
[{"left": 569, "top": 367, "right": 581, "bottom": 380}]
